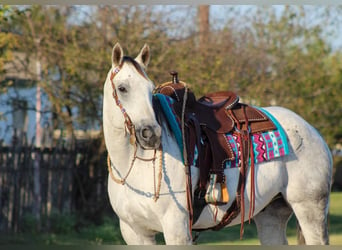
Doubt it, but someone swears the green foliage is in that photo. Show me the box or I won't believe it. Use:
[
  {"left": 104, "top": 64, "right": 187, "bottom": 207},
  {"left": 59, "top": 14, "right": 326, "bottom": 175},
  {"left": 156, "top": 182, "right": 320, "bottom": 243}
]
[
  {"left": 170, "top": 6, "right": 342, "bottom": 148},
  {"left": 77, "top": 216, "right": 124, "bottom": 244},
  {"left": 2, "top": 5, "right": 341, "bottom": 148},
  {"left": 21, "top": 214, "right": 39, "bottom": 233},
  {"left": 0, "top": 6, "right": 18, "bottom": 93},
  {"left": 238, "top": 6, "right": 341, "bottom": 147},
  {"left": 48, "top": 212, "right": 77, "bottom": 234},
  {"left": 17, "top": 211, "right": 124, "bottom": 244}
]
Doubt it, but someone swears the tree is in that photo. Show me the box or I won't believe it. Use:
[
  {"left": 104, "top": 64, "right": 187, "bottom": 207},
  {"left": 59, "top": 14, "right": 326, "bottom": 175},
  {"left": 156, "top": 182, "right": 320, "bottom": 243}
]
[
  {"left": 3, "top": 5, "right": 341, "bottom": 149},
  {"left": 148, "top": 5, "right": 341, "bottom": 148},
  {"left": 0, "top": 6, "right": 18, "bottom": 94},
  {"left": 198, "top": 5, "right": 210, "bottom": 49}
]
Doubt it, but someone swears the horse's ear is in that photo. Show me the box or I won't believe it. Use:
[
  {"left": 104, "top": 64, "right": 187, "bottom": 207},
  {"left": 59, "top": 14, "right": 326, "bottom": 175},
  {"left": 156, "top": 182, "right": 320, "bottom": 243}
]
[
  {"left": 135, "top": 44, "right": 150, "bottom": 70},
  {"left": 112, "top": 43, "right": 124, "bottom": 67}
]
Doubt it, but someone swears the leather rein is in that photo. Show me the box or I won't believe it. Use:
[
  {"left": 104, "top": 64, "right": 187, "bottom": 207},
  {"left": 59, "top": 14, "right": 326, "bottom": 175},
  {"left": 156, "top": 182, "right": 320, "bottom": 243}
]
[{"left": 106, "top": 65, "right": 163, "bottom": 202}]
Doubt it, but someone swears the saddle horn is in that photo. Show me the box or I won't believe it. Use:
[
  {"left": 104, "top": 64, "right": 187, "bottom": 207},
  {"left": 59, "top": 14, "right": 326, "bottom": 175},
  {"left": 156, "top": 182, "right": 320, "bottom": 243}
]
[{"left": 170, "top": 71, "right": 179, "bottom": 84}]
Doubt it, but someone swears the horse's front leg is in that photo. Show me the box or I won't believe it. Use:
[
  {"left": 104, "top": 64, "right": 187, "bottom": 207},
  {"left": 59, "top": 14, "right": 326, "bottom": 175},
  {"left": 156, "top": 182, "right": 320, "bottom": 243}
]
[
  {"left": 161, "top": 211, "right": 193, "bottom": 245},
  {"left": 120, "top": 219, "right": 157, "bottom": 245}
]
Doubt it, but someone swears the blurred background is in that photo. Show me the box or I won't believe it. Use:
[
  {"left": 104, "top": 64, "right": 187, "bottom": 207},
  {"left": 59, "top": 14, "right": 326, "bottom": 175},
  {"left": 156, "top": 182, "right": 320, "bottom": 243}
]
[{"left": 0, "top": 5, "right": 341, "bottom": 245}]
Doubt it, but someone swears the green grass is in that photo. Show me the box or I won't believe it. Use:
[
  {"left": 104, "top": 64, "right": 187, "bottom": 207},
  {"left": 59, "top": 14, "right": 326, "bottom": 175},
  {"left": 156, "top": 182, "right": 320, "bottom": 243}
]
[
  {"left": 328, "top": 192, "right": 342, "bottom": 245},
  {"left": 0, "top": 216, "right": 125, "bottom": 245},
  {"left": 1, "top": 192, "right": 342, "bottom": 245}
]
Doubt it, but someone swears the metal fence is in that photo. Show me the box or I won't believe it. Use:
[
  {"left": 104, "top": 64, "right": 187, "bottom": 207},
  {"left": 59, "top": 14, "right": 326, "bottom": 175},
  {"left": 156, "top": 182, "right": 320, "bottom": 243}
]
[{"left": 0, "top": 139, "right": 110, "bottom": 233}]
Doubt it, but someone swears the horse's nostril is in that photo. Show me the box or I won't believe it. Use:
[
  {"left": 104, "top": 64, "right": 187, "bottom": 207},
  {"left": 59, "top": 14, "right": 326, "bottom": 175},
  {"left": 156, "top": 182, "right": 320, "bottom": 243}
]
[
  {"left": 141, "top": 127, "right": 153, "bottom": 139},
  {"left": 136, "top": 125, "right": 161, "bottom": 149}
]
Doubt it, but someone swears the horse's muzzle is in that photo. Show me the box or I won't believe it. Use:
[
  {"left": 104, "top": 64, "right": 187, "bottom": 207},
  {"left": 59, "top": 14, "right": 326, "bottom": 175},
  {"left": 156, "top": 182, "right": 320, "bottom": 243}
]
[{"left": 136, "top": 124, "right": 161, "bottom": 149}]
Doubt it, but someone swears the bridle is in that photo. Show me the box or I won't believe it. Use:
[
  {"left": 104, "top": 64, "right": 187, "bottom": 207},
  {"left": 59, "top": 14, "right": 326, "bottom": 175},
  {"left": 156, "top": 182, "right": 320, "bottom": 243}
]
[
  {"left": 110, "top": 66, "right": 136, "bottom": 145},
  {"left": 106, "top": 64, "right": 163, "bottom": 202}
]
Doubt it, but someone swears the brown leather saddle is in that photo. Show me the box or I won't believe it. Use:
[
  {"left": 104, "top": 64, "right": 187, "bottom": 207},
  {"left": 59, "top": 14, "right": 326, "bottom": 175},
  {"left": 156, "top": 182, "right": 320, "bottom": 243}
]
[
  {"left": 154, "top": 73, "right": 276, "bottom": 191},
  {"left": 154, "top": 72, "right": 279, "bottom": 236}
]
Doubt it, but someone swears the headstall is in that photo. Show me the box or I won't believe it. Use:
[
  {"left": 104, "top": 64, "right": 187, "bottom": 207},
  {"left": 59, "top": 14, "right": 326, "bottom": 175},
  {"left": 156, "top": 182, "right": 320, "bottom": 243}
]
[
  {"left": 107, "top": 65, "right": 162, "bottom": 202},
  {"left": 110, "top": 67, "right": 136, "bottom": 145}
]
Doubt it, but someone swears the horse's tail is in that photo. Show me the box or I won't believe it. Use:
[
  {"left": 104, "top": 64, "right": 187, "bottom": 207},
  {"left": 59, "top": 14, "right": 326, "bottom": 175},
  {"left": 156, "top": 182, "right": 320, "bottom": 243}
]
[{"left": 296, "top": 220, "right": 306, "bottom": 245}]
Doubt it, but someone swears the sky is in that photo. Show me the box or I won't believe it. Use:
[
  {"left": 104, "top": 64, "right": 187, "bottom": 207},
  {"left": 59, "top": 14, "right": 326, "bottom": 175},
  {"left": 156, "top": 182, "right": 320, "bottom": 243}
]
[
  {"left": 209, "top": 5, "right": 342, "bottom": 51},
  {"left": 72, "top": 5, "right": 342, "bottom": 51}
]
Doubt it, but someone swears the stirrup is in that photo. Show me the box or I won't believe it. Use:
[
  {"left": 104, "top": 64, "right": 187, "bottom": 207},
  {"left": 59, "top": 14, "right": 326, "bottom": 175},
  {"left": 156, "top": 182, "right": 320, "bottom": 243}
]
[{"left": 205, "top": 174, "right": 229, "bottom": 204}]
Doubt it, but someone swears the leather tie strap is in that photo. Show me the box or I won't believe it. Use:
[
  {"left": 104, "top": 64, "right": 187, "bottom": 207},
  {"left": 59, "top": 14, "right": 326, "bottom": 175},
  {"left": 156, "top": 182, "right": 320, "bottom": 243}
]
[{"left": 210, "top": 107, "right": 254, "bottom": 239}]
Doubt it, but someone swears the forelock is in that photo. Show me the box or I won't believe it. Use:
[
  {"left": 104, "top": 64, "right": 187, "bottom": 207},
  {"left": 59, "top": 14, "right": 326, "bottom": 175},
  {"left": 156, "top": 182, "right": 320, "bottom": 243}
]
[{"left": 122, "top": 56, "right": 147, "bottom": 79}]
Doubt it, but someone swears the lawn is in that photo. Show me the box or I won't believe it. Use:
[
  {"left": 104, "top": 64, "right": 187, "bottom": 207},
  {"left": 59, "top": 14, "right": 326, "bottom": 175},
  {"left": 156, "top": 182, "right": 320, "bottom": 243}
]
[{"left": 1, "top": 192, "right": 341, "bottom": 245}]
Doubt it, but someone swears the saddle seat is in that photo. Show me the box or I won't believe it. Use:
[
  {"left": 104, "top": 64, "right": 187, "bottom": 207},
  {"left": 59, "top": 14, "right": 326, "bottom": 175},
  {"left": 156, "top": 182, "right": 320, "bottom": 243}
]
[
  {"left": 190, "top": 91, "right": 238, "bottom": 133},
  {"left": 155, "top": 81, "right": 274, "bottom": 134}
]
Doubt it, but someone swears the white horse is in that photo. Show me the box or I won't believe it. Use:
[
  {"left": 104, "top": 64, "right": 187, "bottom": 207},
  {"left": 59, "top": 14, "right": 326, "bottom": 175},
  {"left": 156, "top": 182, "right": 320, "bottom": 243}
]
[{"left": 103, "top": 43, "right": 333, "bottom": 245}]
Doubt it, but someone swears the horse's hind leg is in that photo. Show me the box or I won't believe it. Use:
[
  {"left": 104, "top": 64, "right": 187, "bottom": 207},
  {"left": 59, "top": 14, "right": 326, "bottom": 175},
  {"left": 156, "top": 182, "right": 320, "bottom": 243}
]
[
  {"left": 254, "top": 196, "right": 293, "bottom": 245},
  {"left": 284, "top": 138, "right": 331, "bottom": 245},
  {"left": 289, "top": 196, "right": 329, "bottom": 245}
]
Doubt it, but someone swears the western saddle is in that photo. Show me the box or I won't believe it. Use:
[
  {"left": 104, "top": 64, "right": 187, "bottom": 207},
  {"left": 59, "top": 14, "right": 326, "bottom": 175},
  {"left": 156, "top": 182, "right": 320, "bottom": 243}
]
[{"left": 153, "top": 71, "right": 276, "bottom": 236}]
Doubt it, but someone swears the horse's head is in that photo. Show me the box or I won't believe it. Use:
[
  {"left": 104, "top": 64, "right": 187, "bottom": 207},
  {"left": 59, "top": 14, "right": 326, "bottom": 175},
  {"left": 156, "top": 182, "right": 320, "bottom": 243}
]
[{"left": 103, "top": 43, "right": 161, "bottom": 150}]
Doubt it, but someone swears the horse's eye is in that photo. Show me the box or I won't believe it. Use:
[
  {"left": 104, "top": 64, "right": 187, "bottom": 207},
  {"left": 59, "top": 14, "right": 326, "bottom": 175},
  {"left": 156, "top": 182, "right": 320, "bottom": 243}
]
[{"left": 118, "top": 86, "right": 127, "bottom": 93}]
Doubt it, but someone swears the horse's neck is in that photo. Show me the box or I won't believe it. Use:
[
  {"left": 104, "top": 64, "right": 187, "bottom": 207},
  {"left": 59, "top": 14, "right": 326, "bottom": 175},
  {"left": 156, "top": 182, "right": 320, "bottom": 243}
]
[{"left": 106, "top": 128, "right": 129, "bottom": 164}]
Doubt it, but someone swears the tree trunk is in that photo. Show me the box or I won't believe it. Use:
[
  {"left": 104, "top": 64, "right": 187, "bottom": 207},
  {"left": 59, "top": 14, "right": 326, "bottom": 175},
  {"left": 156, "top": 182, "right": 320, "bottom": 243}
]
[{"left": 198, "top": 5, "right": 210, "bottom": 49}]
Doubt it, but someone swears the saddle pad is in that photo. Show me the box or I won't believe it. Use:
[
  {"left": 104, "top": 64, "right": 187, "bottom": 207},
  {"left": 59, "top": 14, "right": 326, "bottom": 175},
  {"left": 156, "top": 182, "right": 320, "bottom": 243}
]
[{"left": 226, "top": 108, "right": 289, "bottom": 168}]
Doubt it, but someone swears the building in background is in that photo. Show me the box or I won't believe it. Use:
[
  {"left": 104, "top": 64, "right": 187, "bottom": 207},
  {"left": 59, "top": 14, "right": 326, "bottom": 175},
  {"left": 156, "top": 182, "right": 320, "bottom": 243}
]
[
  {"left": 0, "top": 51, "right": 51, "bottom": 146},
  {"left": 0, "top": 52, "right": 100, "bottom": 147}
]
